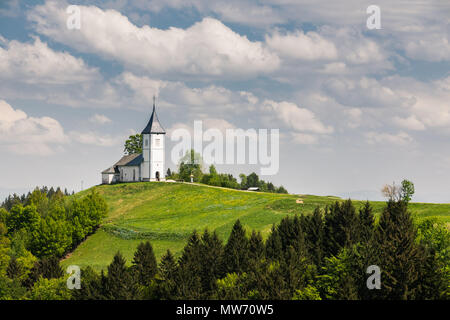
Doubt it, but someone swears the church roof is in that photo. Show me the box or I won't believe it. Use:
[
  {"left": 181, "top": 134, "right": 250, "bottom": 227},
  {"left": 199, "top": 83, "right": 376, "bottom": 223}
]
[
  {"left": 101, "top": 166, "right": 116, "bottom": 174},
  {"left": 114, "top": 153, "right": 143, "bottom": 167},
  {"left": 141, "top": 99, "right": 166, "bottom": 134}
]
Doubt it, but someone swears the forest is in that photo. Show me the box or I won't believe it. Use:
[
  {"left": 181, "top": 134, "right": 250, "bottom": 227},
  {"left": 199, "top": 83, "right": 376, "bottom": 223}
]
[{"left": 0, "top": 184, "right": 448, "bottom": 300}]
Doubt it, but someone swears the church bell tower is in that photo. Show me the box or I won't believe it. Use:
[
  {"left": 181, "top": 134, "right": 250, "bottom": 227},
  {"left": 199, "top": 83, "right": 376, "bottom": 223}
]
[{"left": 141, "top": 96, "right": 166, "bottom": 181}]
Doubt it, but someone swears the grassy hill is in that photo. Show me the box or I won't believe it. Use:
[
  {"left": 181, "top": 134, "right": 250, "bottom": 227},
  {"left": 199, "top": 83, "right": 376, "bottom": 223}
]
[{"left": 62, "top": 182, "right": 450, "bottom": 271}]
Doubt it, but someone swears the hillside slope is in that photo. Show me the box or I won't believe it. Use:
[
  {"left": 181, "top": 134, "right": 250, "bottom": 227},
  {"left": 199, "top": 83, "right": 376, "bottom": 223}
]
[{"left": 63, "top": 182, "right": 450, "bottom": 271}]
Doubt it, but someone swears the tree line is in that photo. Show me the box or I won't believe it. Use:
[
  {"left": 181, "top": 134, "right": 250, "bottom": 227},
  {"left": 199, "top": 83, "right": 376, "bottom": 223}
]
[
  {"left": 2, "top": 192, "right": 448, "bottom": 299},
  {"left": 0, "top": 188, "right": 108, "bottom": 299},
  {"left": 167, "top": 149, "right": 288, "bottom": 193}
]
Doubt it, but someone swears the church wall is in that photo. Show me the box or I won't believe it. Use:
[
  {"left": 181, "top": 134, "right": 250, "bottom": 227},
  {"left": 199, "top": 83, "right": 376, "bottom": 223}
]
[
  {"left": 118, "top": 166, "right": 140, "bottom": 182},
  {"left": 150, "top": 133, "right": 165, "bottom": 181}
]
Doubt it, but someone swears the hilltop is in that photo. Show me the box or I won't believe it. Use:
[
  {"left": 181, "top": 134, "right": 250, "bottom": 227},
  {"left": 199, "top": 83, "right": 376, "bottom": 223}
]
[{"left": 62, "top": 182, "right": 450, "bottom": 271}]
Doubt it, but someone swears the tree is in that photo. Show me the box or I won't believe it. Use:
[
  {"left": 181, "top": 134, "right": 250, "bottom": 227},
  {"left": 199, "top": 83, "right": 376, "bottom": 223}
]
[
  {"left": 124, "top": 134, "right": 143, "bottom": 155},
  {"left": 359, "top": 201, "right": 375, "bottom": 243},
  {"left": 29, "top": 277, "right": 72, "bottom": 300},
  {"left": 324, "top": 200, "right": 360, "bottom": 257},
  {"left": 400, "top": 179, "right": 415, "bottom": 204},
  {"left": 157, "top": 250, "right": 178, "bottom": 299},
  {"left": 176, "top": 231, "right": 204, "bottom": 299},
  {"left": 131, "top": 241, "right": 158, "bottom": 287},
  {"left": 104, "top": 252, "right": 135, "bottom": 300},
  {"left": 222, "top": 220, "right": 250, "bottom": 275},
  {"left": 178, "top": 149, "right": 203, "bottom": 182},
  {"left": 301, "top": 208, "right": 325, "bottom": 267},
  {"left": 373, "top": 200, "right": 422, "bottom": 299}
]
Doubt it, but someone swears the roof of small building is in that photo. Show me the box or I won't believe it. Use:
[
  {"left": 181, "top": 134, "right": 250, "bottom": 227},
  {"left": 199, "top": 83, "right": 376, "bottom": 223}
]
[
  {"left": 101, "top": 166, "right": 116, "bottom": 174},
  {"left": 114, "top": 153, "right": 143, "bottom": 167},
  {"left": 142, "top": 99, "right": 166, "bottom": 134}
]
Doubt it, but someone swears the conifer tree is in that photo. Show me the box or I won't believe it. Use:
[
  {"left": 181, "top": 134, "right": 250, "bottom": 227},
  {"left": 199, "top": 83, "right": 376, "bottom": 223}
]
[
  {"left": 374, "top": 200, "right": 422, "bottom": 299},
  {"left": 359, "top": 201, "right": 375, "bottom": 243},
  {"left": 177, "top": 231, "right": 203, "bottom": 299},
  {"left": 265, "top": 225, "right": 282, "bottom": 261},
  {"left": 301, "top": 208, "right": 325, "bottom": 267},
  {"left": 157, "top": 250, "right": 178, "bottom": 299},
  {"left": 324, "top": 200, "right": 360, "bottom": 257},
  {"left": 200, "top": 230, "right": 223, "bottom": 297},
  {"left": 222, "top": 220, "right": 250, "bottom": 275},
  {"left": 248, "top": 230, "right": 265, "bottom": 264},
  {"left": 105, "top": 252, "right": 135, "bottom": 300},
  {"left": 131, "top": 241, "right": 158, "bottom": 287},
  {"left": 6, "top": 258, "right": 23, "bottom": 279}
]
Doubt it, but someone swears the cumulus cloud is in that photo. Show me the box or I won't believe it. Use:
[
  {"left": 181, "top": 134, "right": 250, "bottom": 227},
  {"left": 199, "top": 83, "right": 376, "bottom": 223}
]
[
  {"left": 266, "top": 30, "right": 338, "bottom": 60},
  {"left": 365, "top": 131, "right": 413, "bottom": 146},
  {"left": 0, "top": 36, "right": 99, "bottom": 84},
  {"left": 262, "top": 100, "right": 333, "bottom": 135},
  {"left": 89, "top": 114, "right": 113, "bottom": 125},
  {"left": 0, "top": 100, "right": 68, "bottom": 155},
  {"left": 69, "top": 131, "right": 124, "bottom": 147},
  {"left": 28, "top": 1, "right": 280, "bottom": 76}
]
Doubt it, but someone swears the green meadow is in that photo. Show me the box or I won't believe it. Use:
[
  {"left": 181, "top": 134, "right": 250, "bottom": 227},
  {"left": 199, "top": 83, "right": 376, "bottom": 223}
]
[{"left": 62, "top": 182, "right": 450, "bottom": 271}]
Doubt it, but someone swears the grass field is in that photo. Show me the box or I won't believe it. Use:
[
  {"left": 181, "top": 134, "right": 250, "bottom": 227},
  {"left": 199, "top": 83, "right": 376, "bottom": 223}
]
[{"left": 62, "top": 182, "right": 450, "bottom": 271}]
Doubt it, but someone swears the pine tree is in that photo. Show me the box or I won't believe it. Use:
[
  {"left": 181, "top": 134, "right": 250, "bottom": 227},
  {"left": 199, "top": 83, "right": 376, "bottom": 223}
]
[
  {"left": 200, "top": 230, "right": 223, "bottom": 297},
  {"left": 324, "top": 200, "right": 360, "bottom": 257},
  {"left": 105, "top": 251, "right": 135, "bottom": 300},
  {"left": 265, "top": 225, "right": 282, "bottom": 261},
  {"left": 248, "top": 230, "right": 265, "bottom": 264},
  {"left": 177, "top": 231, "right": 203, "bottom": 299},
  {"left": 301, "top": 208, "right": 325, "bottom": 267},
  {"left": 6, "top": 258, "right": 23, "bottom": 279},
  {"left": 131, "top": 241, "right": 157, "bottom": 287},
  {"left": 157, "top": 250, "right": 178, "bottom": 299},
  {"left": 359, "top": 201, "right": 375, "bottom": 243},
  {"left": 222, "top": 220, "right": 250, "bottom": 275},
  {"left": 374, "top": 200, "right": 422, "bottom": 299}
]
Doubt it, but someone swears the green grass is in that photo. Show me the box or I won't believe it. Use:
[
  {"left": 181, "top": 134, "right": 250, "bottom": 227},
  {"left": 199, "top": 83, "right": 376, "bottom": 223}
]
[{"left": 62, "top": 182, "right": 450, "bottom": 271}]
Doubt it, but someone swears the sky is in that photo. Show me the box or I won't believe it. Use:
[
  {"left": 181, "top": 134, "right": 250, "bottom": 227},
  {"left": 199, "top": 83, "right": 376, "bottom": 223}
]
[{"left": 0, "top": 0, "right": 449, "bottom": 202}]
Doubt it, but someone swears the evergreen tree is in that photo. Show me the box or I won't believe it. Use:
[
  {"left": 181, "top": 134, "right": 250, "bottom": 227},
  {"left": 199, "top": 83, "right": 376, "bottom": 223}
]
[
  {"left": 359, "top": 201, "right": 375, "bottom": 243},
  {"left": 176, "top": 231, "right": 203, "bottom": 299},
  {"left": 374, "top": 200, "right": 422, "bottom": 299},
  {"left": 105, "top": 252, "right": 135, "bottom": 300},
  {"left": 6, "top": 258, "right": 23, "bottom": 279},
  {"left": 222, "top": 220, "right": 250, "bottom": 275},
  {"left": 265, "top": 225, "right": 282, "bottom": 261},
  {"left": 157, "top": 250, "right": 178, "bottom": 299},
  {"left": 200, "top": 230, "right": 223, "bottom": 297},
  {"left": 131, "top": 241, "right": 157, "bottom": 287},
  {"left": 301, "top": 208, "right": 325, "bottom": 267},
  {"left": 248, "top": 230, "right": 265, "bottom": 265},
  {"left": 324, "top": 200, "right": 360, "bottom": 257}
]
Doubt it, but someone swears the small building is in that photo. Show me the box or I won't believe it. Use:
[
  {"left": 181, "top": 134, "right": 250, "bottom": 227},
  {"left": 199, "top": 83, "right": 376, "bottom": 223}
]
[{"left": 101, "top": 98, "right": 166, "bottom": 184}]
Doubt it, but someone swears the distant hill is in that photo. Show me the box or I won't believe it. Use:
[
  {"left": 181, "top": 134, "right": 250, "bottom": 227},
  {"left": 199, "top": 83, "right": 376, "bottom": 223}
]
[{"left": 62, "top": 182, "right": 450, "bottom": 271}]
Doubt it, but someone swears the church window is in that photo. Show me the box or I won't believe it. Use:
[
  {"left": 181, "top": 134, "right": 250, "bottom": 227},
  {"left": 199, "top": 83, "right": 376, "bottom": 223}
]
[
  {"left": 145, "top": 139, "right": 148, "bottom": 147},
  {"left": 155, "top": 138, "right": 160, "bottom": 147}
]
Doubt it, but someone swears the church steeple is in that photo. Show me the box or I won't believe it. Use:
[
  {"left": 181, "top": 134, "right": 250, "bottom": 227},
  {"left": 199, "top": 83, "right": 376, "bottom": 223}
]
[{"left": 141, "top": 95, "right": 166, "bottom": 134}]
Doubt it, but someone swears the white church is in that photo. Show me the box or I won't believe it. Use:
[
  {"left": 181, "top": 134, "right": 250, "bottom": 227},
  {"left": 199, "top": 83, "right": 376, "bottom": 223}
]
[{"left": 101, "top": 100, "right": 166, "bottom": 184}]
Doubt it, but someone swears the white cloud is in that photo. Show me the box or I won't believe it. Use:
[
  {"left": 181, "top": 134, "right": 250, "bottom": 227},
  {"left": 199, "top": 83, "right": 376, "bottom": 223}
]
[
  {"left": 365, "top": 131, "right": 413, "bottom": 146},
  {"left": 0, "top": 100, "right": 68, "bottom": 155},
  {"left": 291, "top": 133, "right": 319, "bottom": 145},
  {"left": 89, "top": 114, "right": 113, "bottom": 125},
  {"left": 262, "top": 99, "right": 333, "bottom": 134},
  {"left": 0, "top": 36, "right": 99, "bottom": 84},
  {"left": 265, "top": 30, "right": 338, "bottom": 60},
  {"left": 28, "top": 1, "right": 280, "bottom": 76},
  {"left": 69, "top": 131, "right": 124, "bottom": 147},
  {"left": 392, "top": 115, "right": 425, "bottom": 131}
]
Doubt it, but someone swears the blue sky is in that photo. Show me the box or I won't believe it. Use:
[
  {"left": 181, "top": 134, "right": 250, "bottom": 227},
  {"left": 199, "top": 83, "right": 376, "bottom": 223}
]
[{"left": 0, "top": 0, "right": 449, "bottom": 202}]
